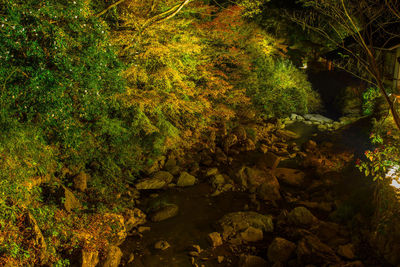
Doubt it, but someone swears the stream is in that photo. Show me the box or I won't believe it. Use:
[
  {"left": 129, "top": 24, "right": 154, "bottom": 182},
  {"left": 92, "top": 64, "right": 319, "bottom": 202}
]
[{"left": 120, "top": 117, "right": 390, "bottom": 267}]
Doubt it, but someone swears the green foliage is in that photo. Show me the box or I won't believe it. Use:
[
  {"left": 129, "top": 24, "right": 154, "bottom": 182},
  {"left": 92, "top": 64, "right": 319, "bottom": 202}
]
[
  {"left": 248, "top": 58, "right": 321, "bottom": 117},
  {"left": 362, "top": 87, "right": 381, "bottom": 115}
]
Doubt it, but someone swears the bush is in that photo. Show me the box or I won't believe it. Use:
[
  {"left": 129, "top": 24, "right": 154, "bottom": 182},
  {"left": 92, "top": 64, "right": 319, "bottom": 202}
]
[{"left": 248, "top": 58, "right": 321, "bottom": 117}]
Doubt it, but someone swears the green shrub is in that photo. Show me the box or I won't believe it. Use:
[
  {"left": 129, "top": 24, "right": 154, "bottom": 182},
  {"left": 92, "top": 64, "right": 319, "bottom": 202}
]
[{"left": 248, "top": 58, "right": 321, "bottom": 117}]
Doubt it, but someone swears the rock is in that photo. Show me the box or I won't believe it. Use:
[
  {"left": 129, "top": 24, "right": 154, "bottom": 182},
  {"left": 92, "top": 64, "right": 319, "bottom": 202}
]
[
  {"left": 210, "top": 174, "right": 225, "bottom": 187},
  {"left": 276, "top": 129, "right": 300, "bottom": 140},
  {"left": 239, "top": 226, "right": 263, "bottom": 242},
  {"left": 63, "top": 186, "right": 82, "bottom": 212},
  {"left": 138, "top": 226, "right": 151, "bottom": 233},
  {"left": 238, "top": 255, "right": 268, "bottom": 267},
  {"left": 242, "top": 139, "right": 256, "bottom": 151},
  {"left": 100, "top": 246, "right": 123, "bottom": 267},
  {"left": 297, "top": 235, "right": 340, "bottom": 265},
  {"left": 151, "top": 204, "right": 179, "bottom": 222},
  {"left": 206, "top": 168, "right": 219, "bottom": 176},
  {"left": 135, "top": 178, "right": 166, "bottom": 190},
  {"left": 164, "top": 158, "right": 177, "bottom": 171},
  {"left": 144, "top": 156, "right": 165, "bottom": 175},
  {"left": 296, "top": 201, "right": 332, "bottom": 212},
  {"left": 216, "top": 211, "right": 273, "bottom": 243},
  {"left": 303, "top": 114, "right": 333, "bottom": 123},
  {"left": 338, "top": 244, "right": 356, "bottom": 259},
  {"left": 208, "top": 232, "right": 223, "bottom": 247},
  {"left": 257, "top": 176, "right": 281, "bottom": 202},
  {"left": 268, "top": 237, "right": 296, "bottom": 263},
  {"left": 177, "top": 172, "right": 196, "bottom": 187},
  {"left": 214, "top": 148, "right": 228, "bottom": 163},
  {"left": 152, "top": 171, "right": 174, "bottom": 184},
  {"left": 127, "top": 253, "right": 135, "bottom": 264},
  {"left": 343, "top": 261, "right": 364, "bottom": 267},
  {"left": 288, "top": 207, "right": 318, "bottom": 227},
  {"left": 274, "top": 168, "right": 305, "bottom": 187},
  {"left": 103, "top": 213, "right": 127, "bottom": 246},
  {"left": 232, "top": 125, "right": 247, "bottom": 142},
  {"left": 26, "top": 212, "right": 47, "bottom": 263},
  {"left": 123, "top": 208, "right": 146, "bottom": 232},
  {"left": 223, "top": 134, "right": 238, "bottom": 153},
  {"left": 154, "top": 240, "right": 170, "bottom": 250},
  {"left": 81, "top": 249, "right": 99, "bottom": 267},
  {"left": 74, "top": 171, "right": 88, "bottom": 192},
  {"left": 217, "top": 256, "right": 224, "bottom": 263},
  {"left": 256, "top": 152, "right": 281, "bottom": 170}
]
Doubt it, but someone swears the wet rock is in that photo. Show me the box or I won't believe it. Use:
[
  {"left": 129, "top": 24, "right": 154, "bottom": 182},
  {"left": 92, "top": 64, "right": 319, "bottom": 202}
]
[
  {"left": 288, "top": 207, "right": 318, "bottom": 227},
  {"left": 297, "top": 235, "right": 340, "bottom": 265},
  {"left": 275, "top": 168, "right": 305, "bottom": 187},
  {"left": 239, "top": 226, "right": 263, "bottom": 242},
  {"left": 210, "top": 174, "right": 225, "bottom": 187},
  {"left": 268, "top": 237, "right": 296, "bottom": 263},
  {"left": 238, "top": 255, "right": 268, "bottom": 267},
  {"left": 123, "top": 208, "right": 146, "bottom": 232},
  {"left": 208, "top": 232, "right": 223, "bottom": 247},
  {"left": 154, "top": 240, "right": 170, "bottom": 250},
  {"left": 100, "top": 246, "right": 123, "bottom": 267},
  {"left": 63, "top": 186, "right": 82, "bottom": 212},
  {"left": 151, "top": 204, "right": 179, "bottom": 222},
  {"left": 216, "top": 211, "right": 273, "bottom": 243},
  {"left": 73, "top": 171, "right": 88, "bottom": 192},
  {"left": 81, "top": 249, "right": 99, "bottom": 267},
  {"left": 338, "top": 244, "right": 356, "bottom": 260},
  {"left": 164, "top": 158, "right": 177, "bottom": 171},
  {"left": 177, "top": 172, "right": 196, "bottom": 187}
]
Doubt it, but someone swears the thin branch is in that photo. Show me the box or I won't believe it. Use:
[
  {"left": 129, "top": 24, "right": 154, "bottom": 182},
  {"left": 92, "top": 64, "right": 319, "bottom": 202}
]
[{"left": 95, "top": 0, "right": 127, "bottom": 18}]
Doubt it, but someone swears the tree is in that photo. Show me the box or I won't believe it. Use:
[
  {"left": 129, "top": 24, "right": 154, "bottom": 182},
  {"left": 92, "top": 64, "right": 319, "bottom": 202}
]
[{"left": 290, "top": 0, "right": 400, "bottom": 131}]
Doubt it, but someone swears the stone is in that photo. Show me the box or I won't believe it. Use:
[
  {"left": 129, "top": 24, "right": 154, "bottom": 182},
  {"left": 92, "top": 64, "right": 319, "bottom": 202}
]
[
  {"left": 208, "top": 232, "right": 223, "bottom": 247},
  {"left": 177, "top": 172, "right": 196, "bottom": 187},
  {"left": 296, "top": 201, "right": 333, "bottom": 213},
  {"left": 164, "top": 158, "right": 177, "bottom": 171},
  {"left": 217, "top": 256, "right": 224, "bottom": 263},
  {"left": 297, "top": 235, "right": 340, "bottom": 265},
  {"left": 103, "top": 213, "right": 127, "bottom": 246},
  {"left": 343, "top": 261, "right": 364, "bottom": 267},
  {"left": 216, "top": 211, "right": 273, "bottom": 243},
  {"left": 211, "top": 174, "right": 225, "bottom": 187},
  {"left": 276, "top": 129, "right": 300, "bottom": 140},
  {"left": 223, "top": 133, "right": 238, "bottom": 153},
  {"left": 73, "top": 171, "right": 88, "bottom": 192},
  {"left": 151, "top": 204, "right": 179, "bottom": 222},
  {"left": 26, "top": 212, "right": 47, "bottom": 263},
  {"left": 206, "top": 168, "right": 219, "bottom": 176},
  {"left": 257, "top": 152, "right": 281, "bottom": 170},
  {"left": 152, "top": 171, "right": 174, "bottom": 184},
  {"left": 154, "top": 240, "right": 170, "bottom": 250},
  {"left": 81, "top": 249, "right": 99, "bottom": 267},
  {"left": 100, "top": 246, "right": 123, "bottom": 267},
  {"left": 268, "top": 237, "right": 296, "bottom": 263},
  {"left": 303, "top": 114, "right": 333, "bottom": 123},
  {"left": 338, "top": 244, "right": 356, "bottom": 259},
  {"left": 287, "top": 207, "right": 318, "bottom": 227},
  {"left": 243, "top": 139, "right": 256, "bottom": 151},
  {"left": 239, "top": 226, "right": 263, "bottom": 242},
  {"left": 135, "top": 178, "right": 166, "bottom": 190},
  {"left": 239, "top": 255, "right": 268, "bottom": 267},
  {"left": 63, "top": 186, "right": 82, "bottom": 212},
  {"left": 232, "top": 125, "right": 247, "bottom": 141},
  {"left": 257, "top": 176, "right": 281, "bottom": 202},
  {"left": 274, "top": 168, "right": 305, "bottom": 187},
  {"left": 123, "top": 208, "right": 146, "bottom": 232}
]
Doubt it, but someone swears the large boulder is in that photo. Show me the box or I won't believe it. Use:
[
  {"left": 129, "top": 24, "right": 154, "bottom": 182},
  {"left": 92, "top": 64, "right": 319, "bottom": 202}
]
[
  {"left": 135, "top": 178, "right": 166, "bottom": 190},
  {"left": 303, "top": 114, "right": 333, "bottom": 124},
  {"left": 63, "top": 186, "right": 82, "bottom": 212},
  {"left": 274, "top": 168, "right": 305, "bottom": 187},
  {"left": 73, "top": 171, "right": 89, "bottom": 192},
  {"left": 152, "top": 171, "right": 174, "bottom": 184},
  {"left": 216, "top": 211, "right": 273, "bottom": 244},
  {"left": 81, "top": 249, "right": 99, "bottom": 267},
  {"left": 268, "top": 237, "right": 296, "bottom": 263}
]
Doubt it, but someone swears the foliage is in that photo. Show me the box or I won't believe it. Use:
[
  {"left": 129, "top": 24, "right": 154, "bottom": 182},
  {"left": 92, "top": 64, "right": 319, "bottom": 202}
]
[{"left": 362, "top": 87, "right": 381, "bottom": 116}]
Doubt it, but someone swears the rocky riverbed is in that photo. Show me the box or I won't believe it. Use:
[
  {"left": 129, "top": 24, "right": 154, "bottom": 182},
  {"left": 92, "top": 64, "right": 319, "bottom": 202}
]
[{"left": 85, "top": 114, "right": 392, "bottom": 267}]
